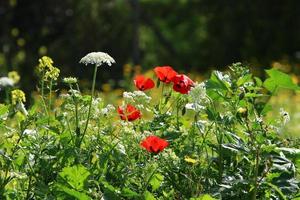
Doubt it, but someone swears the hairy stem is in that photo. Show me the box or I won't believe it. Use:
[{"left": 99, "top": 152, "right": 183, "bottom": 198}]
[{"left": 80, "top": 65, "right": 98, "bottom": 147}]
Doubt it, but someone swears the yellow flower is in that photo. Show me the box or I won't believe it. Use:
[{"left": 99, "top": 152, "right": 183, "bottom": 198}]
[
  {"left": 8, "top": 71, "right": 20, "bottom": 84},
  {"left": 44, "top": 67, "right": 60, "bottom": 81},
  {"left": 38, "top": 56, "right": 54, "bottom": 72},
  {"left": 37, "top": 56, "right": 60, "bottom": 81},
  {"left": 11, "top": 89, "right": 26, "bottom": 105},
  {"left": 184, "top": 156, "right": 197, "bottom": 164},
  {"left": 237, "top": 107, "right": 247, "bottom": 114}
]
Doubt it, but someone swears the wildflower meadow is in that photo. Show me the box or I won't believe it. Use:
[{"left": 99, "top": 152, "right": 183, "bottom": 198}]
[{"left": 0, "top": 52, "right": 300, "bottom": 199}]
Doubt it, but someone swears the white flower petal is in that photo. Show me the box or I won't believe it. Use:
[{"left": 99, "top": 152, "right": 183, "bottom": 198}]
[{"left": 79, "top": 52, "right": 115, "bottom": 67}]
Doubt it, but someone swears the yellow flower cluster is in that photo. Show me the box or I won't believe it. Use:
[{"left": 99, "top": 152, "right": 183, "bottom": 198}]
[
  {"left": 8, "top": 71, "right": 20, "bottom": 84},
  {"left": 37, "top": 56, "right": 60, "bottom": 81},
  {"left": 184, "top": 156, "right": 197, "bottom": 164},
  {"left": 11, "top": 89, "right": 26, "bottom": 105}
]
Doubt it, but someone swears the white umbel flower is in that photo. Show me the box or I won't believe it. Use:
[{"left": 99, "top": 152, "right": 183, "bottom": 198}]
[
  {"left": 185, "top": 82, "right": 208, "bottom": 112},
  {"left": 0, "top": 77, "right": 14, "bottom": 88},
  {"left": 63, "top": 77, "right": 78, "bottom": 84},
  {"left": 79, "top": 52, "right": 115, "bottom": 67}
]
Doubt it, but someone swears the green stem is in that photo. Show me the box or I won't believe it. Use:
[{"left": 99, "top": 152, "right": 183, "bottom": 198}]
[
  {"left": 25, "top": 175, "right": 33, "bottom": 199},
  {"left": 251, "top": 147, "right": 260, "bottom": 200},
  {"left": 176, "top": 100, "right": 180, "bottom": 129},
  {"left": 218, "top": 129, "right": 223, "bottom": 183},
  {"left": 48, "top": 80, "right": 53, "bottom": 110},
  {"left": 70, "top": 85, "right": 80, "bottom": 137},
  {"left": 159, "top": 83, "right": 165, "bottom": 112},
  {"left": 5, "top": 89, "right": 9, "bottom": 104},
  {"left": 79, "top": 65, "right": 98, "bottom": 147},
  {"left": 47, "top": 80, "right": 53, "bottom": 125},
  {"left": 40, "top": 79, "right": 49, "bottom": 117}
]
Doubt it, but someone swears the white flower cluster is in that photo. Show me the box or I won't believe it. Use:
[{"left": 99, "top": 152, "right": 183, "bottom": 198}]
[
  {"left": 23, "top": 129, "right": 37, "bottom": 138},
  {"left": 100, "top": 104, "right": 115, "bottom": 116},
  {"left": 0, "top": 77, "right": 14, "bottom": 88},
  {"left": 63, "top": 77, "right": 78, "bottom": 84},
  {"left": 123, "top": 91, "right": 152, "bottom": 110},
  {"left": 79, "top": 52, "right": 115, "bottom": 67},
  {"left": 185, "top": 82, "right": 209, "bottom": 112}
]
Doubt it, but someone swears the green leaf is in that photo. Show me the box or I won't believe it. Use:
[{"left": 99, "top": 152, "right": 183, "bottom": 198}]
[
  {"left": 59, "top": 165, "right": 90, "bottom": 190},
  {"left": 276, "top": 147, "right": 300, "bottom": 155},
  {"left": 266, "top": 183, "right": 287, "bottom": 200},
  {"left": 190, "top": 194, "right": 216, "bottom": 200},
  {"left": 56, "top": 184, "right": 91, "bottom": 200},
  {"left": 149, "top": 173, "right": 164, "bottom": 191},
  {"left": 263, "top": 69, "right": 300, "bottom": 92},
  {"left": 237, "top": 74, "right": 252, "bottom": 86},
  {"left": 0, "top": 104, "right": 8, "bottom": 118},
  {"left": 156, "top": 78, "right": 161, "bottom": 88},
  {"left": 121, "top": 188, "right": 139, "bottom": 198},
  {"left": 144, "top": 191, "right": 156, "bottom": 200},
  {"left": 207, "top": 71, "right": 230, "bottom": 91},
  {"left": 254, "top": 77, "right": 263, "bottom": 87}
]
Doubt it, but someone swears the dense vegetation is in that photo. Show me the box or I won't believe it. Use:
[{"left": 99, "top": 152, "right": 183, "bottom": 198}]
[
  {"left": 0, "top": 53, "right": 299, "bottom": 199},
  {"left": 1, "top": 0, "right": 300, "bottom": 92}
]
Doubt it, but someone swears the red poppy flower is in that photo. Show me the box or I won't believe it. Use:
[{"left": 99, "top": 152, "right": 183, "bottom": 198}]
[
  {"left": 154, "top": 66, "right": 177, "bottom": 83},
  {"left": 117, "top": 104, "right": 141, "bottom": 121},
  {"left": 141, "top": 135, "right": 169, "bottom": 154},
  {"left": 134, "top": 75, "right": 155, "bottom": 91},
  {"left": 172, "top": 74, "right": 194, "bottom": 94}
]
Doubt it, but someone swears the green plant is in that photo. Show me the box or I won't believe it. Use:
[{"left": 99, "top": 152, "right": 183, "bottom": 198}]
[{"left": 0, "top": 55, "right": 299, "bottom": 199}]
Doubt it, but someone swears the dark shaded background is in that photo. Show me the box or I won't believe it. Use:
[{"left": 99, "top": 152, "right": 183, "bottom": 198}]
[{"left": 0, "top": 0, "right": 300, "bottom": 93}]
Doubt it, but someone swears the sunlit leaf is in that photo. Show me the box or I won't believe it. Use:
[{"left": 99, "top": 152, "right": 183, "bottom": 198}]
[
  {"left": 149, "top": 173, "right": 164, "bottom": 191},
  {"left": 59, "top": 165, "right": 90, "bottom": 190},
  {"left": 263, "top": 69, "right": 300, "bottom": 93}
]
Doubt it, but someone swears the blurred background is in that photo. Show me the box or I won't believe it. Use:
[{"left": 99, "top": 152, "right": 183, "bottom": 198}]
[
  {"left": 0, "top": 0, "right": 300, "bottom": 92},
  {"left": 1, "top": 0, "right": 300, "bottom": 136}
]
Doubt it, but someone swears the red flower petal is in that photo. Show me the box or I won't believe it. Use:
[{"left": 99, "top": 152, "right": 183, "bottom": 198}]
[
  {"left": 117, "top": 104, "right": 141, "bottom": 121},
  {"left": 140, "top": 135, "right": 169, "bottom": 154},
  {"left": 134, "top": 75, "right": 155, "bottom": 91},
  {"left": 172, "top": 74, "right": 194, "bottom": 94},
  {"left": 154, "top": 66, "right": 177, "bottom": 83}
]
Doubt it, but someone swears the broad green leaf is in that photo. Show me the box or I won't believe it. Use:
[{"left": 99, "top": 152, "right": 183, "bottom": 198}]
[
  {"left": 237, "top": 74, "right": 252, "bottom": 86},
  {"left": 254, "top": 77, "right": 263, "bottom": 87},
  {"left": 14, "top": 151, "right": 25, "bottom": 168},
  {"left": 59, "top": 165, "right": 90, "bottom": 190},
  {"left": 0, "top": 104, "right": 8, "bottom": 118},
  {"left": 207, "top": 71, "right": 230, "bottom": 92},
  {"left": 102, "top": 181, "right": 120, "bottom": 193},
  {"left": 121, "top": 188, "right": 139, "bottom": 198},
  {"left": 144, "top": 191, "right": 156, "bottom": 200},
  {"left": 190, "top": 194, "right": 216, "bottom": 200},
  {"left": 149, "top": 173, "right": 164, "bottom": 191},
  {"left": 56, "top": 184, "right": 91, "bottom": 200},
  {"left": 263, "top": 68, "right": 300, "bottom": 92}
]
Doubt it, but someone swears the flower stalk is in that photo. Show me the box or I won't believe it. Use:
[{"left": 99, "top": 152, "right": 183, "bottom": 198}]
[{"left": 79, "top": 65, "right": 98, "bottom": 147}]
